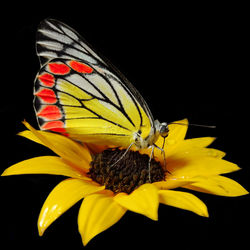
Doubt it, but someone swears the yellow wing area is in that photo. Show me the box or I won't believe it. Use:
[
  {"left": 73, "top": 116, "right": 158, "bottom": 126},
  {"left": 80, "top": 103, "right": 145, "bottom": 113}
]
[
  {"left": 56, "top": 77, "right": 151, "bottom": 147},
  {"left": 34, "top": 20, "right": 154, "bottom": 149},
  {"left": 34, "top": 59, "right": 152, "bottom": 148}
]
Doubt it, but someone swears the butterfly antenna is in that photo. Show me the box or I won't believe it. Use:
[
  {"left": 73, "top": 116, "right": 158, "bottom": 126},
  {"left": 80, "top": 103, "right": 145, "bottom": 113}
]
[{"left": 170, "top": 122, "right": 216, "bottom": 129}]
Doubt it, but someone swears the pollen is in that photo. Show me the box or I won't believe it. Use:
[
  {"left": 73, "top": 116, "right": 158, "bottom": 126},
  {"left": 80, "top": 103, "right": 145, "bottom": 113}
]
[{"left": 89, "top": 148, "right": 165, "bottom": 194}]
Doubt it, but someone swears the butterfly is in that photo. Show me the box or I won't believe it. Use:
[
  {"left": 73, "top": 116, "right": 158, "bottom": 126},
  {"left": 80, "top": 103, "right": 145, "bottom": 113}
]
[{"left": 33, "top": 19, "right": 169, "bottom": 164}]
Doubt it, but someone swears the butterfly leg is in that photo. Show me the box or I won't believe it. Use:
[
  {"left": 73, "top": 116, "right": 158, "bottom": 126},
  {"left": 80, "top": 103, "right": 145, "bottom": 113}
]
[
  {"left": 110, "top": 143, "right": 135, "bottom": 167},
  {"left": 153, "top": 143, "right": 169, "bottom": 174},
  {"left": 148, "top": 145, "right": 155, "bottom": 183}
]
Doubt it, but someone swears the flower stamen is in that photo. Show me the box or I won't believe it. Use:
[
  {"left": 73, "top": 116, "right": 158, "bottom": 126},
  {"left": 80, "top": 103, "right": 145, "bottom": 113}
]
[{"left": 89, "top": 148, "right": 165, "bottom": 194}]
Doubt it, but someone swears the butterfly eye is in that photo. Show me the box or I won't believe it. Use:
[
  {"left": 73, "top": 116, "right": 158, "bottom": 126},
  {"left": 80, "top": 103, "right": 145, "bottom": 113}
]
[{"left": 159, "top": 123, "right": 169, "bottom": 138}]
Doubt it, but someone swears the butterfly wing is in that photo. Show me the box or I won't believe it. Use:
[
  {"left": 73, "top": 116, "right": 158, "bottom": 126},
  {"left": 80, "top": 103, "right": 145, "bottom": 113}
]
[
  {"left": 34, "top": 19, "right": 154, "bottom": 147},
  {"left": 36, "top": 19, "right": 106, "bottom": 67}
]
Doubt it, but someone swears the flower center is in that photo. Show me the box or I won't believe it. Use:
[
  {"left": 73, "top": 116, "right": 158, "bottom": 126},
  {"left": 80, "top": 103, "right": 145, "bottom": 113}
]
[{"left": 89, "top": 148, "right": 165, "bottom": 194}]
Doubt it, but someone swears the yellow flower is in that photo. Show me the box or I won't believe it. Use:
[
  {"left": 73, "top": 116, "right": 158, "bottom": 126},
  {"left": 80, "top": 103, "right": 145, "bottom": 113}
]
[{"left": 2, "top": 119, "right": 248, "bottom": 246}]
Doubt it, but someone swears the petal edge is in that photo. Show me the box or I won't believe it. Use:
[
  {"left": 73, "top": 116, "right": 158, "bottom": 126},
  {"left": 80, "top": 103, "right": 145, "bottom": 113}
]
[
  {"left": 184, "top": 175, "right": 249, "bottom": 197},
  {"left": 1, "top": 156, "right": 88, "bottom": 179},
  {"left": 114, "top": 184, "right": 159, "bottom": 221},
  {"left": 38, "top": 178, "right": 104, "bottom": 236},
  {"left": 78, "top": 192, "right": 126, "bottom": 246},
  {"left": 159, "top": 190, "right": 209, "bottom": 217}
]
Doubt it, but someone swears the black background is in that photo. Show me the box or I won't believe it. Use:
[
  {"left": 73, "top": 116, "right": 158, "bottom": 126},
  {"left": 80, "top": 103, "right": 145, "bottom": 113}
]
[{"left": 0, "top": 2, "right": 249, "bottom": 249}]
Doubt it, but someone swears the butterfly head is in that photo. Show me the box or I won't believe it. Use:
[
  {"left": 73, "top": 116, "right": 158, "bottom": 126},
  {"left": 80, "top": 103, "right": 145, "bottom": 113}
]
[
  {"left": 133, "top": 120, "right": 169, "bottom": 149},
  {"left": 158, "top": 122, "right": 169, "bottom": 138},
  {"left": 153, "top": 120, "right": 169, "bottom": 149}
]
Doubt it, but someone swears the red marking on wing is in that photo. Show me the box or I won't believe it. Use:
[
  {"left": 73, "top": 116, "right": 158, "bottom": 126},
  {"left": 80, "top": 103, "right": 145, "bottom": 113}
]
[
  {"left": 69, "top": 60, "right": 93, "bottom": 73},
  {"left": 38, "top": 73, "right": 55, "bottom": 87},
  {"left": 48, "top": 62, "right": 70, "bottom": 75},
  {"left": 35, "top": 89, "right": 57, "bottom": 104},
  {"left": 42, "top": 121, "right": 68, "bottom": 135},
  {"left": 37, "top": 105, "right": 62, "bottom": 120}
]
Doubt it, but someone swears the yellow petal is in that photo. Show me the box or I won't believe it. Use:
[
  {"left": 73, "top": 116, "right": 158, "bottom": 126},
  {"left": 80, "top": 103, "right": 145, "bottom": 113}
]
[
  {"left": 38, "top": 178, "right": 104, "bottom": 236},
  {"left": 183, "top": 137, "right": 216, "bottom": 148},
  {"left": 153, "top": 179, "right": 195, "bottom": 190},
  {"left": 152, "top": 119, "right": 188, "bottom": 154},
  {"left": 153, "top": 145, "right": 225, "bottom": 167},
  {"left": 18, "top": 130, "right": 45, "bottom": 146},
  {"left": 159, "top": 190, "right": 209, "bottom": 217},
  {"left": 167, "top": 157, "right": 240, "bottom": 178},
  {"left": 190, "top": 147, "right": 225, "bottom": 159},
  {"left": 170, "top": 147, "right": 225, "bottom": 160},
  {"left": 167, "top": 119, "right": 189, "bottom": 142},
  {"left": 22, "top": 122, "right": 91, "bottom": 171},
  {"left": 184, "top": 175, "right": 249, "bottom": 197},
  {"left": 114, "top": 183, "right": 159, "bottom": 221},
  {"left": 148, "top": 119, "right": 189, "bottom": 160},
  {"left": 166, "top": 137, "right": 225, "bottom": 160},
  {"left": 85, "top": 143, "right": 111, "bottom": 154},
  {"left": 1, "top": 156, "right": 88, "bottom": 179},
  {"left": 78, "top": 191, "right": 126, "bottom": 246}
]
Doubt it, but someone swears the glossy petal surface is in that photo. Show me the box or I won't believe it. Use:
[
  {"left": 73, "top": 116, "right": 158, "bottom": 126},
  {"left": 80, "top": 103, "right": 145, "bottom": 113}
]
[
  {"left": 19, "top": 130, "right": 46, "bottom": 146},
  {"left": 22, "top": 122, "right": 91, "bottom": 170},
  {"left": 184, "top": 175, "right": 249, "bottom": 197},
  {"left": 167, "top": 119, "right": 189, "bottom": 143},
  {"left": 159, "top": 190, "right": 209, "bottom": 217},
  {"left": 38, "top": 178, "right": 104, "bottom": 236},
  {"left": 114, "top": 183, "right": 159, "bottom": 221},
  {"left": 167, "top": 157, "right": 240, "bottom": 178},
  {"left": 2, "top": 156, "right": 88, "bottom": 179},
  {"left": 181, "top": 137, "right": 216, "bottom": 148},
  {"left": 78, "top": 191, "right": 126, "bottom": 246},
  {"left": 154, "top": 179, "right": 195, "bottom": 190}
]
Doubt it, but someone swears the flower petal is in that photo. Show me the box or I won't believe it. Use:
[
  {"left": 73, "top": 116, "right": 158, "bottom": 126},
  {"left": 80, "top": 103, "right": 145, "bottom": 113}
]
[
  {"left": 85, "top": 143, "right": 111, "bottom": 154},
  {"left": 153, "top": 179, "right": 195, "bottom": 190},
  {"left": 38, "top": 178, "right": 104, "bottom": 236},
  {"left": 153, "top": 145, "right": 225, "bottom": 167},
  {"left": 167, "top": 119, "right": 189, "bottom": 143},
  {"left": 159, "top": 190, "right": 209, "bottom": 217},
  {"left": 1, "top": 156, "right": 88, "bottom": 179},
  {"left": 182, "top": 137, "right": 216, "bottom": 148},
  {"left": 166, "top": 137, "right": 225, "bottom": 159},
  {"left": 168, "top": 148, "right": 226, "bottom": 162},
  {"left": 148, "top": 119, "right": 188, "bottom": 155},
  {"left": 184, "top": 175, "right": 249, "bottom": 197},
  {"left": 114, "top": 183, "right": 159, "bottom": 221},
  {"left": 167, "top": 157, "right": 240, "bottom": 178},
  {"left": 22, "top": 122, "right": 91, "bottom": 171},
  {"left": 18, "top": 130, "right": 45, "bottom": 146},
  {"left": 78, "top": 191, "right": 126, "bottom": 246}
]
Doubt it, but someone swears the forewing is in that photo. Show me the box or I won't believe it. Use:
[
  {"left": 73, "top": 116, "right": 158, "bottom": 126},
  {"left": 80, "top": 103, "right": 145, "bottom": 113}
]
[
  {"left": 36, "top": 18, "right": 106, "bottom": 67},
  {"left": 34, "top": 19, "right": 153, "bottom": 145}
]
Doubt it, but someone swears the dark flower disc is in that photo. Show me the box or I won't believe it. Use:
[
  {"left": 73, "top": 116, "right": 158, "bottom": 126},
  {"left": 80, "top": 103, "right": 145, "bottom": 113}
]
[{"left": 89, "top": 148, "right": 165, "bottom": 194}]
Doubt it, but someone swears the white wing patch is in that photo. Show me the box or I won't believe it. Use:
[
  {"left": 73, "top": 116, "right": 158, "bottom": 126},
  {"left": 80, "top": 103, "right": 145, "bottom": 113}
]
[
  {"left": 64, "top": 47, "right": 97, "bottom": 64},
  {"left": 85, "top": 73, "right": 120, "bottom": 106},
  {"left": 65, "top": 74, "right": 104, "bottom": 99},
  {"left": 37, "top": 19, "right": 106, "bottom": 66},
  {"left": 45, "top": 20, "right": 63, "bottom": 33},
  {"left": 60, "top": 25, "right": 79, "bottom": 40},
  {"left": 38, "top": 28, "right": 73, "bottom": 44},
  {"left": 34, "top": 19, "right": 155, "bottom": 144},
  {"left": 37, "top": 40, "right": 64, "bottom": 51}
]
